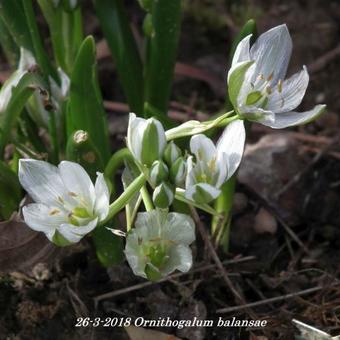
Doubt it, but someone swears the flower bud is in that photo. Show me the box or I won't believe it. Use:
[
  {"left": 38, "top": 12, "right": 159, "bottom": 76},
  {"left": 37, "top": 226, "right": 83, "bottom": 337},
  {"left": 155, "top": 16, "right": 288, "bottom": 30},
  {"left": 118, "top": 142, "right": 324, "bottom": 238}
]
[
  {"left": 163, "top": 141, "right": 182, "bottom": 166},
  {"left": 127, "top": 113, "right": 166, "bottom": 168},
  {"left": 152, "top": 182, "right": 174, "bottom": 209},
  {"left": 169, "top": 157, "right": 186, "bottom": 186},
  {"left": 149, "top": 160, "right": 169, "bottom": 187}
]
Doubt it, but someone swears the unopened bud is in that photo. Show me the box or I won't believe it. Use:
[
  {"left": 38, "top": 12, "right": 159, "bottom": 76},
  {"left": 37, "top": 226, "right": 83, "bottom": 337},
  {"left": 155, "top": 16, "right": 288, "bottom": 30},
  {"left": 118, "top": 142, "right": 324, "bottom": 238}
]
[
  {"left": 152, "top": 182, "right": 174, "bottom": 209},
  {"left": 163, "top": 141, "right": 182, "bottom": 166},
  {"left": 149, "top": 160, "right": 169, "bottom": 187},
  {"left": 169, "top": 157, "right": 186, "bottom": 186}
]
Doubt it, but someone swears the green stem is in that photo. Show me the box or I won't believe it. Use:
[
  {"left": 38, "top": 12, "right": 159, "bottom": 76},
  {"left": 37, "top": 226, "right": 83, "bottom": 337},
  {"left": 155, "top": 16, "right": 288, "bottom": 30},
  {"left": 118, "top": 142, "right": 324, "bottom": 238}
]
[
  {"left": 141, "top": 185, "right": 153, "bottom": 211},
  {"left": 48, "top": 111, "right": 59, "bottom": 164},
  {"left": 100, "top": 173, "right": 146, "bottom": 225},
  {"left": 104, "top": 148, "right": 134, "bottom": 194}
]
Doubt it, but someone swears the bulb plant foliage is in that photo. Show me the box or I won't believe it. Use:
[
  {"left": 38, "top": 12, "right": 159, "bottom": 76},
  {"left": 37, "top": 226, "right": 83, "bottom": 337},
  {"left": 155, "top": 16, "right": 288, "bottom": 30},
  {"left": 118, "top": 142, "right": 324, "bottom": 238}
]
[{"left": 0, "top": 0, "right": 326, "bottom": 282}]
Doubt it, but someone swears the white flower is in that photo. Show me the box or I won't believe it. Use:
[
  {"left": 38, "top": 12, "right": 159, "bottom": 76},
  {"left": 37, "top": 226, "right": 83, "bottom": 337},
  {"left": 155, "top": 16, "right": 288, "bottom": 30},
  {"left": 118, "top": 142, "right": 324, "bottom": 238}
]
[
  {"left": 228, "top": 24, "right": 326, "bottom": 128},
  {"left": 185, "top": 120, "right": 245, "bottom": 203},
  {"left": 127, "top": 112, "right": 166, "bottom": 167},
  {"left": 125, "top": 210, "right": 195, "bottom": 280},
  {"left": 18, "top": 159, "right": 110, "bottom": 245}
]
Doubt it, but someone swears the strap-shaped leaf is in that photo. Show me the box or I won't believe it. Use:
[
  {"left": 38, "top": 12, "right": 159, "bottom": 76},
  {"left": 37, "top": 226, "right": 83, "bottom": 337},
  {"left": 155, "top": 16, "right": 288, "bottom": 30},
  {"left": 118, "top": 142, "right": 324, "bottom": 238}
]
[
  {"left": 37, "top": 0, "right": 83, "bottom": 75},
  {"left": 0, "top": 16, "right": 19, "bottom": 67},
  {"left": 93, "top": 0, "right": 144, "bottom": 115},
  {"left": 0, "top": 72, "right": 47, "bottom": 156},
  {"left": 67, "top": 36, "right": 110, "bottom": 163},
  {"left": 144, "top": 0, "right": 181, "bottom": 115},
  {"left": 0, "top": 0, "right": 33, "bottom": 50}
]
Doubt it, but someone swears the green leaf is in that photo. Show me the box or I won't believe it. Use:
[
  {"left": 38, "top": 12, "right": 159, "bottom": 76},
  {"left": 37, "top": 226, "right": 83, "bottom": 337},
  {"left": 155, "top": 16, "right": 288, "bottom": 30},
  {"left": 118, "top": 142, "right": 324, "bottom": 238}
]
[
  {"left": 67, "top": 36, "right": 110, "bottom": 163},
  {"left": 21, "top": 0, "right": 58, "bottom": 81},
  {"left": 0, "top": 15, "right": 19, "bottom": 67},
  {"left": 93, "top": 0, "right": 144, "bottom": 115},
  {"left": 0, "top": 0, "right": 33, "bottom": 51},
  {"left": 144, "top": 0, "right": 181, "bottom": 115},
  {"left": 0, "top": 72, "right": 47, "bottom": 156},
  {"left": 0, "top": 160, "right": 22, "bottom": 220},
  {"left": 66, "top": 130, "right": 104, "bottom": 180},
  {"left": 92, "top": 226, "right": 124, "bottom": 267},
  {"left": 37, "top": 0, "right": 83, "bottom": 75}
]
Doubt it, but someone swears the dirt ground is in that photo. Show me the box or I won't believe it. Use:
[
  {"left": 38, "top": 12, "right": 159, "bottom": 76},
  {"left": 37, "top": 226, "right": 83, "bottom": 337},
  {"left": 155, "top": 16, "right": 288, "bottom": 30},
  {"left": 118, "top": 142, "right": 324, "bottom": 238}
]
[{"left": 1, "top": 0, "right": 340, "bottom": 339}]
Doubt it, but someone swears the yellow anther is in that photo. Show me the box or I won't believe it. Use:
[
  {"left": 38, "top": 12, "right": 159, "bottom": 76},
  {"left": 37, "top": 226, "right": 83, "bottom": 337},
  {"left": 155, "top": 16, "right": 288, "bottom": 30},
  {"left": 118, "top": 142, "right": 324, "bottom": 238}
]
[
  {"left": 278, "top": 79, "right": 283, "bottom": 93},
  {"left": 267, "top": 72, "right": 274, "bottom": 81},
  {"left": 68, "top": 192, "right": 77, "bottom": 197},
  {"left": 49, "top": 209, "right": 60, "bottom": 216}
]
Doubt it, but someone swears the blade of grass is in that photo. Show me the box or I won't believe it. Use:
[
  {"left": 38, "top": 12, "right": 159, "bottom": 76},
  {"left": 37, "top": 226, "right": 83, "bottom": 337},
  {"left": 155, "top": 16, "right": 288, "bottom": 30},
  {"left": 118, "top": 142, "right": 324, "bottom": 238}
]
[
  {"left": 0, "top": 16, "right": 19, "bottom": 67},
  {"left": 21, "top": 0, "right": 58, "bottom": 81},
  {"left": 93, "top": 0, "right": 144, "bottom": 115},
  {"left": 0, "top": 0, "right": 33, "bottom": 51}
]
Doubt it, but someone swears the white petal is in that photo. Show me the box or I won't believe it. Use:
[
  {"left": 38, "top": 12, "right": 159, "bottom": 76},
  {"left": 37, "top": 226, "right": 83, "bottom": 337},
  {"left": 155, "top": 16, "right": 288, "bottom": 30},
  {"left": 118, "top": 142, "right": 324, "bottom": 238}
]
[
  {"left": 127, "top": 112, "right": 147, "bottom": 161},
  {"left": 190, "top": 134, "right": 217, "bottom": 163},
  {"left": 22, "top": 203, "right": 67, "bottom": 241},
  {"left": 19, "top": 159, "right": 66, "bottom": 206},
  {"left": 58, "top": 161, "right": 95, "bottom": 209},
  {"left": 217, "top": 120, "right": 246, "bottom": 180},
  {"left": 185, "top": 183, "right": 221, "bottom": 204},
  {"left": 94, "top": 172, "right": 110, "bottom": 221},
  {"left": 125, "top": 232, "right": 147, "bottom": 278},
  {"left": 250, "top": 24, "right": 292, "bottom": 84},
  {"left": 57, "top": 218, "right": 98, "bottom": 244},
  {"left": 267, "top": 66, "right": 309, "bottom": 113},
  {"left": 162, "top": 244, "right": 193, "bottom": 276},
  {"left": 231, "top": 34, "right": 252, "bottom": 67},
  {"left": 152, "top": 118, "right": 167, "bottom": 156},
  {"left": 261, "top": 104, "right": 326, "bottom": 129},
  {"left": 185, "top": 156, "right": 196, "bottom": 189},
  {"left": 0, "top": 71, "right": 24, "bottom": 113},
  {"left": 163, "top": 213, "right": 195, "bottom": 245}
]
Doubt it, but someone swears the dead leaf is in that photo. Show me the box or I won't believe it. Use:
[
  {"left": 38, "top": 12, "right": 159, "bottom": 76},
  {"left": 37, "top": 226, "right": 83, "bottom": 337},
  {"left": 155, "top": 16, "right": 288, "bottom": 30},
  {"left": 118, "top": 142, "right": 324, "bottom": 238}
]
[
  {"left": 0, "top": 215, "right": 60, "bottom": 274},
  {"left": 125, "top": 325, "right": 181, "bottom": 340}
]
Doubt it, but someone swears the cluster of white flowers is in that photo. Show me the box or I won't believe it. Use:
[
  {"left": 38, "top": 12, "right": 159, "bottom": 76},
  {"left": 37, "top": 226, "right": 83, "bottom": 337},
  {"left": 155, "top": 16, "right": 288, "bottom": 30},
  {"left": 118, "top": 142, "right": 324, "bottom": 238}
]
[{"left": 18, "top": 24, "right": 326, "bottom": 280}]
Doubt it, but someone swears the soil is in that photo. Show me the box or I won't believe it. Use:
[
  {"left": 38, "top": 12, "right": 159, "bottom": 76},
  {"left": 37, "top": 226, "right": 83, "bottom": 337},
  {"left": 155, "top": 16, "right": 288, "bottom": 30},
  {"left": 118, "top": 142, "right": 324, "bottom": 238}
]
[{"left": 1, "top": 0, "right": 340, "bottom": 339}]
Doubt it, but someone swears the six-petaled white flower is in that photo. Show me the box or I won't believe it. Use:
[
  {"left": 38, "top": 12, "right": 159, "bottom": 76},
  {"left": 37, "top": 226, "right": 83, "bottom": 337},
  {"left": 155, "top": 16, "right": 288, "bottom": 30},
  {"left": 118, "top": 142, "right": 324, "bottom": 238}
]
[
  {"left": 19, "top": 159, "right": 109, "bottom": 245},
  {"left": 185, "top": 120, "right": 245, "bottom": 204},
  {"left": 125, "top": 210, "right": 195, "bottom": 281},
  {"left": 228, "top": 24, "right": 326, "bottom": 128}
]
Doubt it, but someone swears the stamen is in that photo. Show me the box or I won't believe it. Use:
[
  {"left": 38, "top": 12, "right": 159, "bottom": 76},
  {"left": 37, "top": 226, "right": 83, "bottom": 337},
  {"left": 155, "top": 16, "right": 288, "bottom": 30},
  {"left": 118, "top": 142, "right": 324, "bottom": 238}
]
[
  {"left": 265, "top": 86, "right": 272, "bottom": 95},
  {"left": 49, "top": 209, "right": 60, "bottom": 216},
  {"left": 57, "top": 196, "right": 64, "bottom": 204},
  {"left": 267, "top": 72, "right": 274, "bottom": 81},
  {"left": 278, "top": 79, "right": 283, "bottom": 93},
  {"left": 68, "top": 192, "right": 77, "bottom": 197}
]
